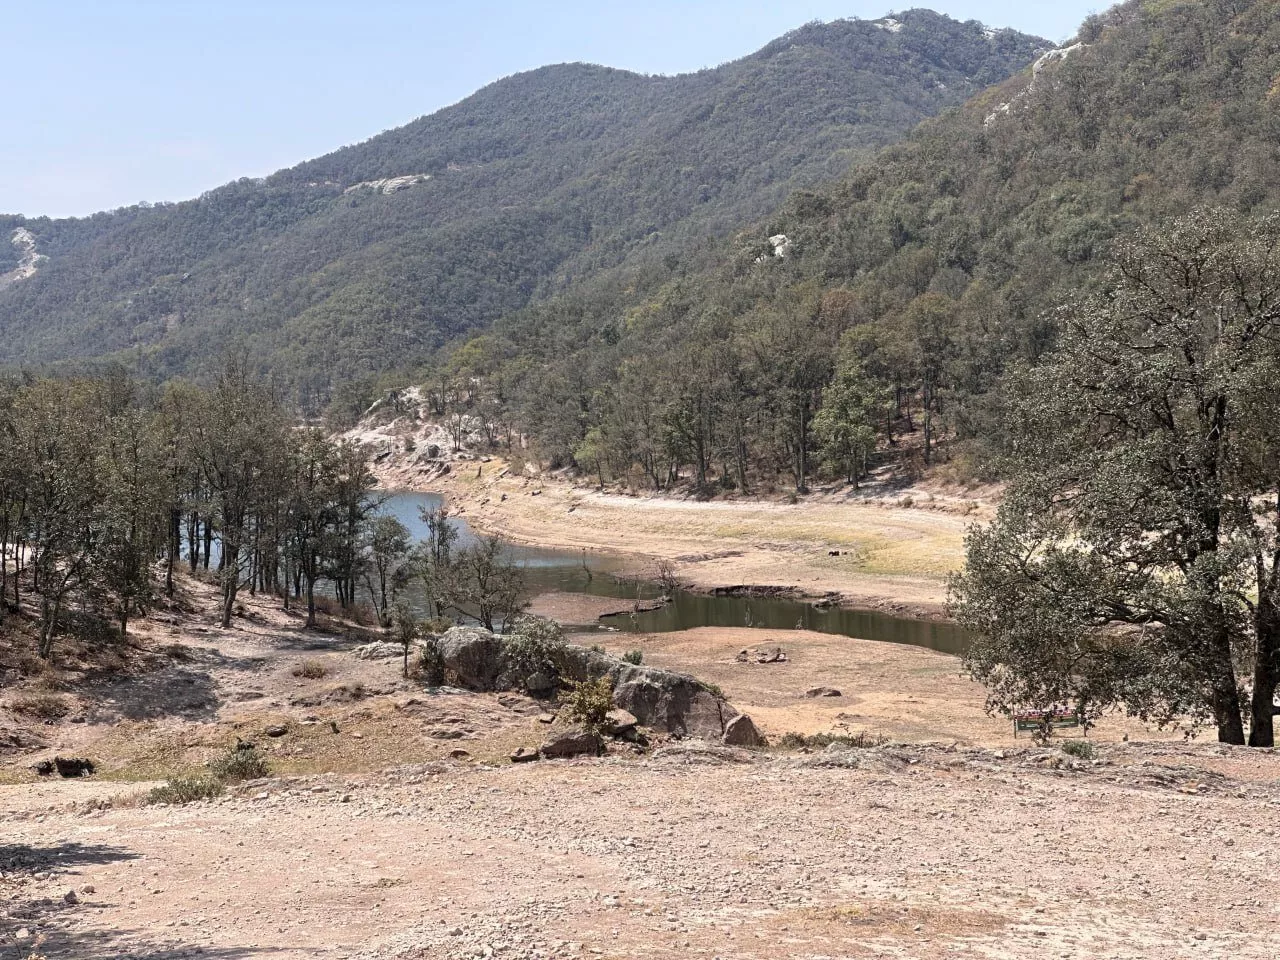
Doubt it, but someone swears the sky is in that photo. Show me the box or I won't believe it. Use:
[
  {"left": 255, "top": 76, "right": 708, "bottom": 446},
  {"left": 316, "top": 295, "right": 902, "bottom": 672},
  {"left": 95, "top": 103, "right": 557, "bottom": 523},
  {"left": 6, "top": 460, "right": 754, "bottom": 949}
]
[{"left": 1, "top": 0, "right": 1103, "bottom": 219}]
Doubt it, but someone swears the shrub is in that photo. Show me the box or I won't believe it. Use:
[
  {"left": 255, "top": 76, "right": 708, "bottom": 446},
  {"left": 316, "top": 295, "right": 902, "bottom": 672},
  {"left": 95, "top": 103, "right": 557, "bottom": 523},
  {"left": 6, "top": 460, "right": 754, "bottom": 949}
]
[
  {"left": 506, "top": 616, "right": 566, "bottom": 674},
  {"left": 11, "top": 693, "right": 71, "bottom": 720},
  {"left": 292, "top": 659, "right": 328, "bottom": 679},
  {"left": 1059, "top": 739, "right": 1095, "bottom": 761},
  {"left": 417, "top": 636, "right": 446, "bottom": 686},
  {"left": 622, "top": 649, "right": 643, "bottom": 665},
  {"left": 146, "top": 774, "right": 224, "bottom": 805},
  {"left": 778, "top": 731, "right": 887, "bottom": 750},
  {"left": 563, "top": 675, "right": 615, "bottom": 734},
  {"left": 209, "top": 743, "right": 270, "bottom": 783},
  {"left": 589, "top": 643, "right": 605, "bottom": 654}
]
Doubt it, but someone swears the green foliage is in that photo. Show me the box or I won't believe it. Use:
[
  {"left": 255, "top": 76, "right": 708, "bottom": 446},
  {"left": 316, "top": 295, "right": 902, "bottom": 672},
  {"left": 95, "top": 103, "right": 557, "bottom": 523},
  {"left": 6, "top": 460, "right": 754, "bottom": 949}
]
[
  {"left": 1059, "top": 740, "right": 1095, "bottom": 760},
  {"left": 209, "top": 743, "right": 271, "bottom": 783},
  {"left": 778, "top": 730, "right": 888, "bottom": 750},
  {"left": 146, "top": 774, "right": 224, "bottom": 805},
  {"left": 950, "top": 208, "right": 1280, "bottom": 747},
  {"left": 505, "top": 616, "right": 567, "bottom": 675},
  {"left": 0, "top": 15, "right": 1045, "bottom": 407},
  {"left": 563, "top": 675, "right": 615, "bottom": 734},
  {"left": 621, "top": 649, "right": 644, "bottom": 666}
]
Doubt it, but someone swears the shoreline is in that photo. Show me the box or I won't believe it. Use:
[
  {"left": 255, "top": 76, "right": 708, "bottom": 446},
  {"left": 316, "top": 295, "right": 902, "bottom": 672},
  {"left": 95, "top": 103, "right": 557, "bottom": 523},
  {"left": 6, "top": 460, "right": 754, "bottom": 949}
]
[{"left": 373, "top": 452, "right": 982, "bottom": 624}]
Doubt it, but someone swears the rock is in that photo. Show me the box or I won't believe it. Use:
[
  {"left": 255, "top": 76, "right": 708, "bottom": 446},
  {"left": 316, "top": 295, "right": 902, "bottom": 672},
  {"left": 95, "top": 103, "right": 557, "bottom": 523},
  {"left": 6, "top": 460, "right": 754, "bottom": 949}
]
[
  {"left": 32, "top": 759, "right": 54, "bottom": 776},
  {"left": 437, "top": 626, "right": 509, "bottom": 690},
  {"left": 735, "top": 649, "right": 749, "bottom": 663},
  {"left": 53, "top": 757, "right": 95, "bottom": 778},
  {"left": 63, "top": 889, "right": 79, "bottom": 905},
  {"left": 525, "top": 672, "right": 557, "bottom": 697},
  {"left": 805, "top": 687, "right": 842, "bottom": 698},
  {"left": 351, "top": 641, "right": 402, "bottom": 661},
  {"left": 510, "top": 747, "right": 539, "bottom": 763},
  {"left": 722, "top": 714, "right": 765, "bottom": 748},
  {"left": 605, "top": 708, "right": 638, "bottom": 737},
  {"left": 265, "top": 724, "right": 288, "bottom": 737},
  {"left": 449, "top": 748, "right": 471, "bottom": 760},
  {"left": 540, "top": 728, "right": 602, "bottom": 760},
  {"left": 427, "top": 727, "right": 466, "bottom": 740},
  {"left": 81, "top": 885, "right": 95, "bottom": 895},
  {"left": 536, "top": 713, "right": 557, "bottom": 724}
]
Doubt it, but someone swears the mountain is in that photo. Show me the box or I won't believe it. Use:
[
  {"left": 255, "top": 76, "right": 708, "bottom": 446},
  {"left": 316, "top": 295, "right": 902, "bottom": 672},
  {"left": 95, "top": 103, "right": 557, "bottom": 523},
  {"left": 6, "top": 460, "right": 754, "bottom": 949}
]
[
  {"left": 477, "top": 0, "right": 1280, "bottom": 482},
  {"left": 0, "top": 11, "right": 1047, "bottom": 404}
]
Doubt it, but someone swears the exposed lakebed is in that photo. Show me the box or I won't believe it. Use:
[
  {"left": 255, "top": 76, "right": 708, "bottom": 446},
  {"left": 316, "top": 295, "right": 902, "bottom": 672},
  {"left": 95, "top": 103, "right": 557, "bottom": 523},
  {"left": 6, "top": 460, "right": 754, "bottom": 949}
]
[{"left": 385, "top": 492, "right": 971, "bottom": 656}]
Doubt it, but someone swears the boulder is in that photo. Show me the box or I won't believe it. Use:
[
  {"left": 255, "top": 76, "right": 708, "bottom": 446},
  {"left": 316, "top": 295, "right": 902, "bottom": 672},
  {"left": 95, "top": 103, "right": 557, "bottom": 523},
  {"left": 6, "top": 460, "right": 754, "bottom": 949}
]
[
  {"left": 722, "top": 714, "right": 765, "bottom": 748},
  {"left": 53, "top": 757, "right": 95, "bottom": 778},
  {"left": 540, "top": 728, "right": 602, "bottom": 759},
  {"left": 437, "top": 626, "right": 508, "bottom": 690},
  {"left": 605, "top": 708, "right": 638, "bottom": 737},
  {"left": 430, "top": 626, "right": 745, "bottom": 742},
  {"left": 524, "top": 671, "right": 557, "bottom": 697},
  {"left": 351, "top": 641, "right": 402, "bottom": 661},
  {"left": 510, "top": 747, "right": 539, "bottom": 763},
  {"left": 806, "top": 687, "right": 842, "bottom": 698}
]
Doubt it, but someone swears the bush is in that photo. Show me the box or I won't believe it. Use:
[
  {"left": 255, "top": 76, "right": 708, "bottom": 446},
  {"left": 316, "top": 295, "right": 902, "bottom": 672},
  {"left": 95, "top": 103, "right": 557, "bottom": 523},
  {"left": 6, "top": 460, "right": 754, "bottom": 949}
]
[
  {"left": 506, "top": 616, "right": 566, "bottom": 674},
  {"left": 11, "top": 693, "right": 71, "bottom": 720},
  {"left": 292, "top": 659, "right": 328, "bottom": 679},
  {"left": 1059, "top": 739, "right": 1095, "bottom": 760},
  {"left": 622, "top": 649, "right": 643, "bottom": 666},
  {"left": 563, "top": 675, "right": 615, "bottom": 734},
  {"left": 417, "top": 636, "right": 446, "bottom": 686},
  {"left": 209, "top": 743, "right": 270, "bottom": 783},
  {"left": 146, "top": 774, "right": 224, "bottom": 805},
  {"left": 778, "top": 730, "right": 887, "bottom": 750}
]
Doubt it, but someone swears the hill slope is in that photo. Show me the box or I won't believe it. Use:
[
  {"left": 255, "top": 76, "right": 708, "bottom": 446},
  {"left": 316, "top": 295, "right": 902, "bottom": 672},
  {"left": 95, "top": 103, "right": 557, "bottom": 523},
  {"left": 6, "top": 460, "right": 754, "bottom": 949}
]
[
  {"left": 0, "top": 11, "right": 1047, "bottom": 403},
  {"left": 478, "top": 0, "right": 1280, "bottom": 482}
]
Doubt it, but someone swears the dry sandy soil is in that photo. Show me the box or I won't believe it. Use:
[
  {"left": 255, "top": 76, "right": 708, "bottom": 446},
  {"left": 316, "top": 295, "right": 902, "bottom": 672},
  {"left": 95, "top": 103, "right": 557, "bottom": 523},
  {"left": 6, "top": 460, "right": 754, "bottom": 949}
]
[{"left": 2, "top": 577, "right": 1272, "bottom": 960}]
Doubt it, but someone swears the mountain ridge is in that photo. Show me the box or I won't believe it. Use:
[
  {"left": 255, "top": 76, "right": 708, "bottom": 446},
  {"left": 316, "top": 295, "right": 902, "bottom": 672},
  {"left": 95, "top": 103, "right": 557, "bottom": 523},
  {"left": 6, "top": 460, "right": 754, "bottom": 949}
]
[{"left": 0, "top": 9, "right": 1049, "bottom": 403}]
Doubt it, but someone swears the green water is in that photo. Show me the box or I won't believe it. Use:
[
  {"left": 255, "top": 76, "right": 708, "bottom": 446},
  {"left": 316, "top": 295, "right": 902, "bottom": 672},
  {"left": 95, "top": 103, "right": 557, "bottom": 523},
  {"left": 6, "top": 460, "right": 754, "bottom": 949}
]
[{"left": 386, "top": 493, "right": 971, "bottom": 657}]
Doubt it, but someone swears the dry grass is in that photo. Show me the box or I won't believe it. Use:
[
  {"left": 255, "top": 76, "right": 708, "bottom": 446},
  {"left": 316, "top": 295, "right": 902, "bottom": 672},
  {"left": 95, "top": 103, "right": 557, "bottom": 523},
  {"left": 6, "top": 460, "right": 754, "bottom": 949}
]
[
  {"left": 10, "top": 692, "right": 72, "bottom": 720},
  {"left": 292, "top": 658, "right": 330, "bottom": 679}
]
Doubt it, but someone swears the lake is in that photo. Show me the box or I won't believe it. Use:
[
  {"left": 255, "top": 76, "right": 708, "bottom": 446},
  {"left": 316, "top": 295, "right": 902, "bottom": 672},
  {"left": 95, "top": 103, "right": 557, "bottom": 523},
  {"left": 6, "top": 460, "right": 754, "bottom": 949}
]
[{"left": 383, "top": 492, "right": 971, "bottom": 657}]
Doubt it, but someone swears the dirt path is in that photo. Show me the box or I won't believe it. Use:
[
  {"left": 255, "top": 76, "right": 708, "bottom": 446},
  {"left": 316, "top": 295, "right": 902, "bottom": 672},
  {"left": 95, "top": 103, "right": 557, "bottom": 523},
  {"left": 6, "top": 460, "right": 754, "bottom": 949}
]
[{"left": 5, "top": 742, "right": 1280, "bottom": 959}]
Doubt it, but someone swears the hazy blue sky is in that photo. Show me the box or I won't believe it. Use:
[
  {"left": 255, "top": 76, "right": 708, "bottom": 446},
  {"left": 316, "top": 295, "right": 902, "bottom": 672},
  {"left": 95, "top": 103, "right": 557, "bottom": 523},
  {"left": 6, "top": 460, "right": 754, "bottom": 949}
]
[{"left": 2, "top": 1, "right": 1103, "bottom": 218}]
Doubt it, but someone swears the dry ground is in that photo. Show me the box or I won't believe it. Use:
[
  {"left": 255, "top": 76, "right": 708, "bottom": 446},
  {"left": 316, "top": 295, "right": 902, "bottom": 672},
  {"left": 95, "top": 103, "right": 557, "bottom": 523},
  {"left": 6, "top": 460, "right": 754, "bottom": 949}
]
[
  {"left": 579, "top": 625, "right": 1182, "bottom": 747},
  {"left": 2, "top": 579, "right": 1269, "bottom": 960}
]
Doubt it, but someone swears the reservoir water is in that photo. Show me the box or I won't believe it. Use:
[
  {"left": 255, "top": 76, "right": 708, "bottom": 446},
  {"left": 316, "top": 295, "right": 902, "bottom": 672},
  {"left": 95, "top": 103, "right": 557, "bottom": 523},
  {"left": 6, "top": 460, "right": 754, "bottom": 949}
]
[{"left": 383, "top": 492, "right": 971, "bottom": 657}]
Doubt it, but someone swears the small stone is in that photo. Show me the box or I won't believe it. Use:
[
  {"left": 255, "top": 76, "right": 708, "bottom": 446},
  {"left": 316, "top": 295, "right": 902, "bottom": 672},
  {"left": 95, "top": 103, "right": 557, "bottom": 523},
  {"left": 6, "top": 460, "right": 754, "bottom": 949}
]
[
  {"left": 264, "top": 725, "right": 288, "bottom": 738},
  {"left": 63, "top": 889, "right": 79, "bottom": 904},
  {"left": 81, "top": 885, "right": 95, "bottom": 894},
  {"left": 510, "top": 747, "right": 540, "bottom": 763},
  {"left": 536, "top": 713, "right": 556, "bottom": 724},
  {"left": 449, "top": 748, "right": 471, "bottom": 760},
  {"left": 805, "top": 687, "right": 842, "bottom": 698}
]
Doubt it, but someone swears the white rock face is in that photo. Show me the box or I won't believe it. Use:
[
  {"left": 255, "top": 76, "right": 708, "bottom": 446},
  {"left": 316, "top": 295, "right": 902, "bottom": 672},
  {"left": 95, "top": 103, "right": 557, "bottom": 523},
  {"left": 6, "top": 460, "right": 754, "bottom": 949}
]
[
  {"left": 984, "top": 42, "right": 1080, "bottom": 128},
  {"left": 0, "top": 227, "right": 46, "bottom": 290},
  {"left": 769, "top": 234, "right": 793, "bottom": 258},
  {"left": 873, "top": 17, "right": 903, "bottom": 33},
  {"left": 343, "top": 174, "right": 432, "bottom": 196}
]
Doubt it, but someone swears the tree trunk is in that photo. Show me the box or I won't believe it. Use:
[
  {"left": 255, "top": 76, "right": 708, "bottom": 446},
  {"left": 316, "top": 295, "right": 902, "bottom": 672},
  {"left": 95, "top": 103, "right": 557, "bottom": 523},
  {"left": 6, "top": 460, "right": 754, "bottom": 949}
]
[{"left": 1249, "top": 594, "right": 1279, "bottom": 747}]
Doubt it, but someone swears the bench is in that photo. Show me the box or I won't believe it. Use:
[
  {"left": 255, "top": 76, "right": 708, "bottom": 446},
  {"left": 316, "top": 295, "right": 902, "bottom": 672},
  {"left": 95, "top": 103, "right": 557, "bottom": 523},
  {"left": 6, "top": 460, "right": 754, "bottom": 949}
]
[{"left": 1013, "top": 708, "right": 1084, "bottom": 738}]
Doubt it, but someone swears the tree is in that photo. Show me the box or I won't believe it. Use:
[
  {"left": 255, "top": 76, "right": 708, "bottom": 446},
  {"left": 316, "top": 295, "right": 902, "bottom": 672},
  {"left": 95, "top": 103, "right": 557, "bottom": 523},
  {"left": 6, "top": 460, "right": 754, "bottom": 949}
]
[
  {"left": 813, "top": 355, "right": 883, "bottom": 487},
  {"left": 437, "top": 537, "right": 527, "bottom": 633},
  {"left": 950, "top": 209, "right": 1280, "bottom": 746},
  {"left": 390, "top": 601, "right": 419, "bottom": 678},
  {"left": 363, "top": 515, "right": 412, "bottom": 627}
]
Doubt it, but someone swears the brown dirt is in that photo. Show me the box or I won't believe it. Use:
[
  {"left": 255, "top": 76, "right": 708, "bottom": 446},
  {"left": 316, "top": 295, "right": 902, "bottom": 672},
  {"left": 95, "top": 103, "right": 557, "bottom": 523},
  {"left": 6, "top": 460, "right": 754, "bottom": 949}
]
[
  {"left": 578, "top": 626, "right": 1184, "bottom": 747},
  {"left": 1, "top": 568, "right": 1268, "bottom": 959}
]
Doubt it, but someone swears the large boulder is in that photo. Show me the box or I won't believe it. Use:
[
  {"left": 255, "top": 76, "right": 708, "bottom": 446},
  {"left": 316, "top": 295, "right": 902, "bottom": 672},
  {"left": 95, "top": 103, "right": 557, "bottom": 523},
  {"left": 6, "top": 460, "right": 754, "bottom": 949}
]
[
  {"left": 722, "top": 714, "right": 765, "bottom": 747},
  {"left": 433, "top": 626, "right": 745, "bottom": 741},
  {"left": 436, "top": 626, "right": 508, "bottom": 690}
]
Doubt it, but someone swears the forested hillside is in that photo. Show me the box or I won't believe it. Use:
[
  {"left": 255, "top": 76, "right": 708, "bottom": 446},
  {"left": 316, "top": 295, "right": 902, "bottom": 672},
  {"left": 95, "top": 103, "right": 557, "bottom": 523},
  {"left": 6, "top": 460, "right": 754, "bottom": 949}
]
[
  {"left": 0, "top": 11, "right": 1045, "bottom": 407},
  {"left": 459, "top": 0, "right": 1280, "bottom": 491}
]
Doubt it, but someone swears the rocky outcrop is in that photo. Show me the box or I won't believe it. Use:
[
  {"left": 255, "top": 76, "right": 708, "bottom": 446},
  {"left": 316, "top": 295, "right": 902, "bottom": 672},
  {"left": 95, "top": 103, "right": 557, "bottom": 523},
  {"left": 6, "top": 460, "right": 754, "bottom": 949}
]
[{"left": 432, "top": 626, "right": 753, "bottom": 742}]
